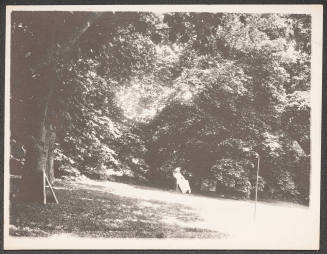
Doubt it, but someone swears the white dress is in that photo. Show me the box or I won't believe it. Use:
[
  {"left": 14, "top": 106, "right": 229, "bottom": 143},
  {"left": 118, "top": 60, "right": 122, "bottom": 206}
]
[{"left": 173, "top": 171, "right": 191, "bottom": 194}]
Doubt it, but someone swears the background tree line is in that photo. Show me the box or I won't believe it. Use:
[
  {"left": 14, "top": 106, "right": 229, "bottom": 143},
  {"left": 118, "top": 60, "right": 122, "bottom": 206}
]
[{"left": 10, "top": 11, "right": 311, "bottom": 204}]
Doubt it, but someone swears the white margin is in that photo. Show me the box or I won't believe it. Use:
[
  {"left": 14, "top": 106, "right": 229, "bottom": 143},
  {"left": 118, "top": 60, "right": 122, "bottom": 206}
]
[{"left": 4, "top": 4, "right": 323, "bottom": 250}]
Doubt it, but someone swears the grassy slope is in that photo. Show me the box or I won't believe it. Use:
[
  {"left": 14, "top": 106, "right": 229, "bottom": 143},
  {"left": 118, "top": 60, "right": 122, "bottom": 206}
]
[{"left": 9, "top": 179, "right": 226, "bottom": 239}]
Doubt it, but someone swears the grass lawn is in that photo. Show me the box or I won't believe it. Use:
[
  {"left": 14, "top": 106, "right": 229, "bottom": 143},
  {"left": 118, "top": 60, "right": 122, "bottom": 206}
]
[{"left": 9, "top": 179, "right": 226, "bottom": 239}]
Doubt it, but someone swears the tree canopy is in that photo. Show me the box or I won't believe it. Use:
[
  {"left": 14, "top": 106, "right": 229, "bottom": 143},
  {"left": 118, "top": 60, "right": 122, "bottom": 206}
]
[{"left": 11, "top": 11, "right": 311, "bottom": 204}]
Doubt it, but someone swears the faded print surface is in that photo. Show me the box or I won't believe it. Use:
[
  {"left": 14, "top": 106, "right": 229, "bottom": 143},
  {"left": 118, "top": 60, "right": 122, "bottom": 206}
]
[{"left": 5, "top": 5, "right": 322, "bottom": 250}]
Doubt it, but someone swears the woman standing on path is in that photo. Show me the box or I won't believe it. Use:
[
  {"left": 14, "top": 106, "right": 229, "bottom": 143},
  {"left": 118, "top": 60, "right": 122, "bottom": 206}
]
[{"left": 173, "top": 167, "right": 191, "bottom": 194}]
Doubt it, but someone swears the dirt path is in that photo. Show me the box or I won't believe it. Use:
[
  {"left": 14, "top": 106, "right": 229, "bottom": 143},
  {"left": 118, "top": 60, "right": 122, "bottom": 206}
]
[
  {"left": 72, "top": 179, "right": 312, "bottom": 238},
  {"left": 8, "top": 178, "right": 317, "bottom": 249}
]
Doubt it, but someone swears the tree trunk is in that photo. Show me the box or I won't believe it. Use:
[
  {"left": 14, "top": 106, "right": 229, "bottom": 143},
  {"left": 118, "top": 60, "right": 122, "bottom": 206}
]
[
  {"left": 20, "top": 118, "right": 57, "bottom": 203},
  {"left": 46, "top": 125, "right": 56, "bottom": 184},
  {"left": 20, "top": 124, "right": 47, "bottom": 203},
  {"left": 19, "top": 14, "right": 103, "bottom": 203},
  {"left": 19, "top": 66, "right": 53, "bottom": 203}
]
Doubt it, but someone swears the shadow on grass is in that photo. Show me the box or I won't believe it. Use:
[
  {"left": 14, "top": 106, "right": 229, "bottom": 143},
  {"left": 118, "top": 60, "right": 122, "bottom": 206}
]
[{"left": 10, "top": 180, "right": 226, "bottom": 239}]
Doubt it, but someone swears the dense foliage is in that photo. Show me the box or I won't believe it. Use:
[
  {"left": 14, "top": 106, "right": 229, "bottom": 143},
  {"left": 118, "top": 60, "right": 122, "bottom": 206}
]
[{"left": 11, "top": 12, "right": 311, "bottom": 204}]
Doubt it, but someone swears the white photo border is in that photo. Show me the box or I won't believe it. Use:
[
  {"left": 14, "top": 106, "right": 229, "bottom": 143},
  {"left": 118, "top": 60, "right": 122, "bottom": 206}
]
[{"left": 4, "top": 4, "right": 323, "bottom": 250}]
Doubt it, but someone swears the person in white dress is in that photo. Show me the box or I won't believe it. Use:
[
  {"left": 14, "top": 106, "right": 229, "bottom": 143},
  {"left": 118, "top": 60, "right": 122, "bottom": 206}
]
[{"left": 173, "top": 167, "right": 191, "bottom": 194}]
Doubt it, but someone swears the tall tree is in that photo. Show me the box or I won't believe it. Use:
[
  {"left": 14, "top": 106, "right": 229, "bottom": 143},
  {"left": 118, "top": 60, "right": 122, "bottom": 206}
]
[{"left": 11, "top": 11, "right": 158, "bottom": 202}]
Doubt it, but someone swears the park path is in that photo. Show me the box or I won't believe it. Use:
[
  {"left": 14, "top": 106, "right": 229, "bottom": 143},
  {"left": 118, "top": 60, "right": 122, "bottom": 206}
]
[
  {"left": 8, "top": 178, "right": 317, "bottom": 250},
  {"left": 69, "top": 178, "right": 315, "bottom": 248}
]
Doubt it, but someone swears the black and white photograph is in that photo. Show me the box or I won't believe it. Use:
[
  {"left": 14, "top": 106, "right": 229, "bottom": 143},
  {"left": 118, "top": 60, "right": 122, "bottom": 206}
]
[{"left": 3, "top": 5, "right": 323, "bottom": 250}]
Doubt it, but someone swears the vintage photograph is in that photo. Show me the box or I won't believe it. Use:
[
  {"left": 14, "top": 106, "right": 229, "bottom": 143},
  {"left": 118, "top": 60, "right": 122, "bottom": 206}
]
[{"left": 4, "top": 5, "right": 322, "bottom": 250}]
